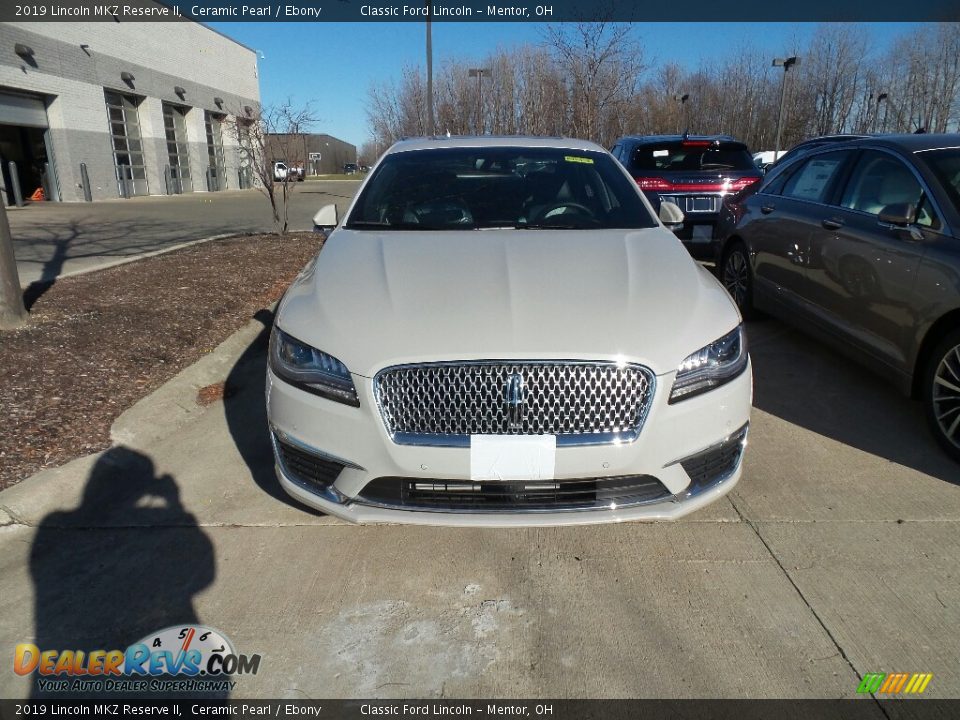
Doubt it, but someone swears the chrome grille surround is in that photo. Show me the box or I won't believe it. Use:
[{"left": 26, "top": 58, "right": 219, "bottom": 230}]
[{"left": 374, "top": 360, "right": 656, "bottom": 447}]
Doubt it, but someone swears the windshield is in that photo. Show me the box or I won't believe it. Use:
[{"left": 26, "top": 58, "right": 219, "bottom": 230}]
[
  {"left": 922, "top": 149, "right": 960, "bottom": 211},
  {"left": 346, "top": 146, "right": 657, "bottom": 230},
  {"left": 630, "top": 141, "right": 755, "bottom": 172}
]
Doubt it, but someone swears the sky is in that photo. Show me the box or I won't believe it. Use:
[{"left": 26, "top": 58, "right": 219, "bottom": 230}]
[{"left": 210, "top": 21, "right": 925, "bottom": 150}]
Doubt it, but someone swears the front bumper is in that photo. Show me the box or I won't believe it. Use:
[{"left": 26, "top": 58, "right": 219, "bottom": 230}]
[{"left": 266, "top": 361, "right": 752, "bottom": 526}]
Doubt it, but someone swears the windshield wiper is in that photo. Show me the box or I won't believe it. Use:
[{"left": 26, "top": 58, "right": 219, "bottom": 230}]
[
  {"left": 347, "top": 221, "right": 446, "bottom": 230},
  {"left": 515, "top": 223, "right": 583, "bottom": 230}
]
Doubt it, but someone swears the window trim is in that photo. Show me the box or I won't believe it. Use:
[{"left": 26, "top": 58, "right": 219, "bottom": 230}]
[
  {"left": 832, "top": 146, "right": 949, "bottom": 235},
  {"left": 763, "top": 148, "right": 855, "bottom": 209}
]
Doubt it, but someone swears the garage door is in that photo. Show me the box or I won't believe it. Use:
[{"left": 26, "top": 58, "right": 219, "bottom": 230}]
[{"left": 0, "top": 91, "right": 48, "bottom": 128}]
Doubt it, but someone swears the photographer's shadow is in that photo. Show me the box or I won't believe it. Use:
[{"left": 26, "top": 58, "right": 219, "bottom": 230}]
[{"left": 29, "top": 447, "right": 218, "bottom": 698}]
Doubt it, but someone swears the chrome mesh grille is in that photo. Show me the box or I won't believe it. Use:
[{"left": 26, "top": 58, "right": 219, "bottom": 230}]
[{"left": 375, "top": 362, "right": 654, "bottom": 442}]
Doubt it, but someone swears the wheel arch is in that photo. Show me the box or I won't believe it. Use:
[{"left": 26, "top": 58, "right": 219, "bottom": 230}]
[
  {"left": 913, "top": 309, "right": 960, "bottom": 400},
  {"left": 719, "top": 234, "right": 747, "bottom": 262}
]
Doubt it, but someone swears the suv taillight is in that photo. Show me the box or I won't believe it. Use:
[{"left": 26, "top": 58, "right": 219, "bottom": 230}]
[
  {"left": 636, "top": 177, "right": 673, "bottom": 191},
  {"left": 727, "top": 177, "right": 761, "bottom": 192}
]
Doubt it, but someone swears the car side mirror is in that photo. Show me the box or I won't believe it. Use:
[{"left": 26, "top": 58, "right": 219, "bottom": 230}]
[
  {"left": 878, "top": 203, "right": 916, "bottom": 227},
  {"left": 313, "top": 203, "right": 338, "bottom": 233},
  {"left": 659, "top": 200, "right": 684, "bottom": 227}
]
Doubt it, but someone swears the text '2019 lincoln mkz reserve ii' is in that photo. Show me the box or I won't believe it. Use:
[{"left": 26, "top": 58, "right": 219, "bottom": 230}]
[{"left": 267, "top": 137, "right": 752, "bottom": 526}]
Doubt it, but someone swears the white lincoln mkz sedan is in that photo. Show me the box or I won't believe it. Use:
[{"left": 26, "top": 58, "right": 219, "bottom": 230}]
[{"left": 266, "top": 137, "right": 752, "bottom": 525}]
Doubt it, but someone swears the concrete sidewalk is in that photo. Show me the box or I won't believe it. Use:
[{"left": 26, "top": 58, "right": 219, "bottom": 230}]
[
  {"left": 1, "top": 315, "right": 958, "bottom": 700},
  {"left": 8, "top": 182, "right": 361, "bottom": 286}
]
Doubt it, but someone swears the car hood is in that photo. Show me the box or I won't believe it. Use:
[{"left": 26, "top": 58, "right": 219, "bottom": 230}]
[{"left": 277, "top": 228, "right": 740, "bottom": 377}]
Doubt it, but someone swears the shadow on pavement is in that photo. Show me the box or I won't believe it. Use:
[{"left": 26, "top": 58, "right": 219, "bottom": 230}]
[
  {"left": 19, "top": 217, "right": 263, "bottom": 309},
  {"left": 28, "top": 447, "right": 220, "bottom": 698},
  {"left": 749, "top": 318, "right": 959, "bottom": 485},
  {"left": 223, "top": 309, "right": 322, "bottom": 515}
]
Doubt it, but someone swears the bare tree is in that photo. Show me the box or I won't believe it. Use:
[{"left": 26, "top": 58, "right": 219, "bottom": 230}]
[
  {"left": 227, "top": 100, "right": 317, "bottom": 234},
  {"left": 364, "top": 23, "right": 960, "bottom": 153},
  {"left": 543, "top": 21, "right": 647, "bottom": 145},
  {"left": 358, "top": 139, "right": 382, "bottom": 167}
]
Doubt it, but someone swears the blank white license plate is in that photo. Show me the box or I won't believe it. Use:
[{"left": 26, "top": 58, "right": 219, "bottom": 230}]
[
  {"left": 470, "top": 435, "right": 557, "bottom": 481},
  {"left": 689, "top": 196, "right": 716, "bottom": 212}
]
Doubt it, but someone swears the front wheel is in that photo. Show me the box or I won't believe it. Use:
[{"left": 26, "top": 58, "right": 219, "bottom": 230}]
[
  {"left": 721, "top": 241, "right": 756, "bottom": 320},
  {"left": 923, "top": 329, "right": 960, "bottom": 462}
]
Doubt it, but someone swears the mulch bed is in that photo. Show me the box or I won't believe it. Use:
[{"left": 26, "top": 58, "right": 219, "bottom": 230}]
[{"left": 0, "top": 233, "right": 322, "bottom": 489}]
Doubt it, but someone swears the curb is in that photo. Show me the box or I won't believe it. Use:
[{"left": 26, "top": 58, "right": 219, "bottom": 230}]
[
  {"left": 0, "top": 310, "right": 272, "bottom": 526},
  {"left": 110, "top": 311, "right": 270, "bottom": 451}
]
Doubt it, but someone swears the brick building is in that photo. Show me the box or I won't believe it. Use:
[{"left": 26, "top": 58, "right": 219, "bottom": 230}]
[
  {"left": 0, "top": 16, "right": 259, "bottom": 203},
  {"left": 266, "top": 133, "right": 357, "bottom": 176}
]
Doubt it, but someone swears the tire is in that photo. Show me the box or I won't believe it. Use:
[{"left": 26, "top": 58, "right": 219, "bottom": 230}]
[
  {"left": 922, "top": 328, "right": 960, "bottom": 462},
  {"left": 720, "top": 241, "right": 756, "bottom": 320}
]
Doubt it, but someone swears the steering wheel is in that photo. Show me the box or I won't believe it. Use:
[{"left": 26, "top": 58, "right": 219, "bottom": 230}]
[
  {"left": 408, "top": 200, "right": 474, "bottom": 226},
  {"left": 532, "top": 202, "right": 596, "bottom": 223}
]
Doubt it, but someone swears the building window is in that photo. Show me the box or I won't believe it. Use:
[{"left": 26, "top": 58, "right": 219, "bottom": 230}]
[
  {"left": 105, "top": 90, "right": 148, "bottom": 197},
  {"left": 236, "top": 118, "right": 255, "bottom": 189},
  {"left": 204, "top": 111, "right": 227, "bottom": 191},
  {"left": 162, "top": 102, "right": 192, "bottom": 194}
]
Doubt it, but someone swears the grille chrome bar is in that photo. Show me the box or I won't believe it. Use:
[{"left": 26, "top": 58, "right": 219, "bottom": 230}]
[{"left": 374, "top": 360, "right": 655, "bottom": 447}]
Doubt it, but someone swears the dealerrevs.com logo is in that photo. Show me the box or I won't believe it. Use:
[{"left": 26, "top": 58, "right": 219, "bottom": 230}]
[{"left": 15, "top": 625, "right": 261, "bottom": 694}]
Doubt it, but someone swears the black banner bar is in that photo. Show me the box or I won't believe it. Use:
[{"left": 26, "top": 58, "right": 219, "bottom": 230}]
[{"left": 2, "top": 0, "right": 960, "bottom": 22}]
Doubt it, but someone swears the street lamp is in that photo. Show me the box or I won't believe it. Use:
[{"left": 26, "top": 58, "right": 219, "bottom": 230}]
[
  {"left": 674, "top": 93, "right": 689, "bottom": 133},
  {"left": 468, "top": 68, "right": 492, "bottom": 135},
  {"left": 425, "top": 1, "right": 435, "bottom": 136},
  {"left": 874, "top": 92, "right": 889, "bottom": 133},
  {"left": 772, "top": 56, "right": 800, "bottom": 161}
]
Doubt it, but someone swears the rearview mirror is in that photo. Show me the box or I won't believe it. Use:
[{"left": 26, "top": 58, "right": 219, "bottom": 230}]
[
  {"left": 878, "top": 203, "right": 916, "bottom": 227},
  {"left": 659, "top": 200, "right": 684, "bottom": 227},
  {"left": 313, "top": 204, "right": 338, "bottom": 233}
]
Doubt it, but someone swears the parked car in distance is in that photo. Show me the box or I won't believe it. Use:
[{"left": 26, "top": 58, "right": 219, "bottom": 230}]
[
  {"left": 752, "top": 151, "right": 780, "bottom": 171},
  {"left": 610, "top": 134, "right": 762, "bottom": 259},
  {"left": 273, "top": 161, "right": 304, "bottom": 182},
  {"left": 268, "top": 136, "right": 752, "bottom": 525},
  {"left": 343, "top": 163, "right": 358, "bottom": 175},
  {"left": 716, "top": 134, "right": 960, "bottom": 459}
]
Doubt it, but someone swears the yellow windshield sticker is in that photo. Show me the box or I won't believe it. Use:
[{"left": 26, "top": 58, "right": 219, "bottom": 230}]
[{"left": 564, "top": 156, "right": 594, "bottom": 164}]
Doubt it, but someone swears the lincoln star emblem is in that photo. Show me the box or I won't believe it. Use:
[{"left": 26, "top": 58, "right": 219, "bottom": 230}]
[{"left": 506, "top": 373, "right": 526, "bottom": 429}]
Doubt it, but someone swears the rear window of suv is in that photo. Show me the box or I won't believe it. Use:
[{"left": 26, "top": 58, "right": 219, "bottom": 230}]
[{"left": 630, "top": 141, "right": 755, "bottom": 172}]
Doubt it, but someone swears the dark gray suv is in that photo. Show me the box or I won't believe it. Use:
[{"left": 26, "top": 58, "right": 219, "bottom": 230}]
[{"left": 717, "top": 134, "right": 960, "bottom": 459}]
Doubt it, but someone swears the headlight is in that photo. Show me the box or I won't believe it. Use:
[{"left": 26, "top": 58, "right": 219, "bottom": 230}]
[
  {"left": 669, "top": 325, "right": 748, "bottom": 403},
  {"left": 269, "top": 327, "right": 360, "bottom": 407}
]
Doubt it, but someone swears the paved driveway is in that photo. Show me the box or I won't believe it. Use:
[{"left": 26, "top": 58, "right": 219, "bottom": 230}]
[
  {"left": 7, "top": 182, "right": 361, "bottom": 286},
  {"left": 0, "top": 313, "right": 957, "bottom": 700}
]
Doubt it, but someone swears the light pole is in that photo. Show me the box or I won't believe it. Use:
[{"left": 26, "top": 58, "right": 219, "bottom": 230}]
[
  {"left": 674, "top": 93, "right": 689, "bottom": 133},
  {"left": 772, "top": 56, "right": 800, "bottom": 161},
  {"left": 425, "top": 1, "right": 434, "bottom": 136},
  {"left": 874, "top": 92, "right": 888, "bottom": 133},
  {"left": 468, "top": 68, "right": 492, "bottom": 135}
]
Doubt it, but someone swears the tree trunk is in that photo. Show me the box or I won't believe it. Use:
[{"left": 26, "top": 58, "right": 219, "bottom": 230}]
[{"left": 0, "top": 201, "right": 27, "bottom": 330}]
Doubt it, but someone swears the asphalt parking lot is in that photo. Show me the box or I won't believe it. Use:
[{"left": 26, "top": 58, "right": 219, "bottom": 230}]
[
  {"left": 7, "top": 181, "right": 361, "bottom": 286},
  {"left": 1, "top": 306, "right": 958, "bottom": 700}
]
